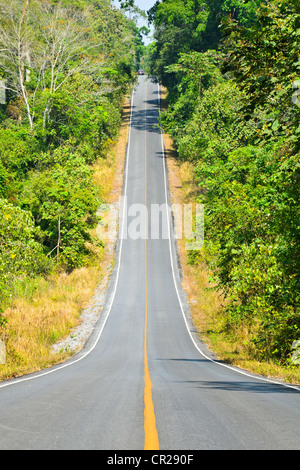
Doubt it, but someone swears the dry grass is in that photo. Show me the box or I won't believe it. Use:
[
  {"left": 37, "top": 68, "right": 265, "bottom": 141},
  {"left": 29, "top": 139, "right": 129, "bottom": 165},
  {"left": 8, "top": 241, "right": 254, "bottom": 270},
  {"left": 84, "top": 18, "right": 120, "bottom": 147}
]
[
  {"left": 0, "top": 95, "right": 131, "bottom": 382},
  {"left": 0, "top": 266, "right": 103, "bottom": 379},
  {"left": 161, "top": 88, "right": 300, "bottom": 386},
  {"left": 163, "top": 125, "right": 224, "bottom": 352},
  {"left": 2, "top": 89, "right": 299, "bottom": 386}
]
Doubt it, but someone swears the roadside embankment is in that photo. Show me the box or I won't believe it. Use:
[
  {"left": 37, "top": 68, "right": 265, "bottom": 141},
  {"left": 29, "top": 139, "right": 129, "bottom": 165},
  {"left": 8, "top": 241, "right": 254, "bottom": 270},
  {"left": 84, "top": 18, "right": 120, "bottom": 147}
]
[{"left": 0, "top": 96, "right": 132, "bottom": 382}]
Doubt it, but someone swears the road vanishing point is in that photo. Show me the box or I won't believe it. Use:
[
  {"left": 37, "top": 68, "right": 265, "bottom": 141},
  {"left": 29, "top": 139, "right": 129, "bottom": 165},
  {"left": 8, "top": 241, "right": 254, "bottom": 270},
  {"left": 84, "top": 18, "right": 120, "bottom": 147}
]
[{"left": 0, "top": 77, "right": 299, "bottom": 450}]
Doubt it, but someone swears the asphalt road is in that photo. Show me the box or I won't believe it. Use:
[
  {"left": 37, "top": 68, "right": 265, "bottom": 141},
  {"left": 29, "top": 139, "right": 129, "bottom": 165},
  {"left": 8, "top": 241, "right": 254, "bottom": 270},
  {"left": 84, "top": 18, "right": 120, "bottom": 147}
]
[{"left": 0, "top": 76, "right": 299, "bottom": 451}]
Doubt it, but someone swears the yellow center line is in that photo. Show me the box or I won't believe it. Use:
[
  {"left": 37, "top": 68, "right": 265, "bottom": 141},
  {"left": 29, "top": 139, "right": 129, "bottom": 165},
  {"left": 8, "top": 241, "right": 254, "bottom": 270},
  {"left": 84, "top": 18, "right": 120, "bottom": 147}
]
[{"left": 144, "top": 79, "right": 160, "bottom": 451}]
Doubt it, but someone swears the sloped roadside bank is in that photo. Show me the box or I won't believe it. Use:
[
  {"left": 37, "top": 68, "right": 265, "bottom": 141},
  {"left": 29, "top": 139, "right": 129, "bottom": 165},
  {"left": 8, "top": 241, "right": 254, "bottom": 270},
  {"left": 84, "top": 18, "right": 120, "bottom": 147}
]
[
  {"left": 51, "top": 95, "right": 132, "bottom": 357},
  {"left": 160, "top": 87, "right": 300, "bottom": 387},
  {"left": 0, "top": 95, "right": 132, "bottom": 382}
]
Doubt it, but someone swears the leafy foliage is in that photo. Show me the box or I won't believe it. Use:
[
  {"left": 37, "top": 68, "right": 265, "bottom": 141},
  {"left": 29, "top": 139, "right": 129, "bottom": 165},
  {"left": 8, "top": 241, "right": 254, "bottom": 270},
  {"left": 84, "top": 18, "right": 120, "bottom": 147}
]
[
  {"left": 150, "top": 0, "right": 300, "bottom": 365},
  {"left": 0, "top": 198, "right": 50, "bottom": 303},
  {"left": 222, "top": 0, "right": 300, "bottom": 145},
  {"left": 20, "top": 148, "right": 100, "bottom": 270},
  {"left": 0, "top": 0, "right": 140, "bottom": 315},
  {"left": 148, "top": 0, "right": 261, "bottom": 90}
]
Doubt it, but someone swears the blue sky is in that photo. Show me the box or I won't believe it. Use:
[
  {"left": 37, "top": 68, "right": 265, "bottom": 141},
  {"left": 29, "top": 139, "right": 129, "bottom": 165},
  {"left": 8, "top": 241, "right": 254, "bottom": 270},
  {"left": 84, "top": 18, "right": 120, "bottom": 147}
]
[
  {"left": 112, "top": 0, "right": 157, "bottom": 45},
  {"left": 135, "top": 0, "right": 156, "bottom": 44}
]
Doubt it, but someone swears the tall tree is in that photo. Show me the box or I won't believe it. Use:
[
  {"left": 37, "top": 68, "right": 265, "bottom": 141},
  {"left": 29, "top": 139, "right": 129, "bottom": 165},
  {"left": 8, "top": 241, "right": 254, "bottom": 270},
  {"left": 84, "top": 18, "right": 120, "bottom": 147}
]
[
  {"left": 148, "top": 0, "right": 262, "bottom": 90},
  {"left": 148, "top": 0, "right": 209, "bottom": 89},
  {"left": 0, "top": 0, "right": 135, "bottom": 130},
  {"left": 222, "top": 0, "right": 300, "bottom": 142}
]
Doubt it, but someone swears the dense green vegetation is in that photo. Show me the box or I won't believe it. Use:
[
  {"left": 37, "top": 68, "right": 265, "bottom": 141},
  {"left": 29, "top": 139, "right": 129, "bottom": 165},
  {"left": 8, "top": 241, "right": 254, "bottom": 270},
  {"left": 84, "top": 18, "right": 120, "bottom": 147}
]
[
  {"left": 1, "top": 0, "right": 299, "bottom": 374},
  {"left": 0, "top": 0, "right": 141, "bottom": 315},
  {"left": 148, "top": 0, "right": 300, "bottom": 366}
]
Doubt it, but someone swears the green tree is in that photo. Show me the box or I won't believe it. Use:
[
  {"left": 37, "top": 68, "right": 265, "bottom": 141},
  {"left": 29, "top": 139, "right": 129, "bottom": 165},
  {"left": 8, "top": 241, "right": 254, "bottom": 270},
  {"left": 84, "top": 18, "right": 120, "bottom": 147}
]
[
  {"left": 0, "top": 0, "right": 138, "bottom": 307},
  {"left": 0, "top": 198, "right": 50, "bottom": 307},
  {"left": 222, "top": 0, "right": 300, "bottom": 146},
  {"left": 151, "top": 0, "right": 300, "bottom": 364},
  {"left": 19, "top": 148, "right": 101, "bottom": 270},
  {"left": 148, "top": 0, "right": 262, "bottom": 90},
  {"left": 148, "top": 0, "right": 209, "bottom": 89}
]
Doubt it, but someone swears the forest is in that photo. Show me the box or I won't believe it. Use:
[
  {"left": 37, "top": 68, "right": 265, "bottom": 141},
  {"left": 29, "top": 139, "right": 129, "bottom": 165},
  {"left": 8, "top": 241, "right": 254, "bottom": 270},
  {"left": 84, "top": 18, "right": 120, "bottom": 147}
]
[
  {"left": 0, "top": 0, "right": 299, "bottom": 378},
  {"left": 148, "top": 0, "right": 300, "bottom": 368},
  {"left": 0, "top": 0, "right": 148, "bottom": 376},
  {"left": 0, "top": 0, "right": 143, "bottom": 312}
]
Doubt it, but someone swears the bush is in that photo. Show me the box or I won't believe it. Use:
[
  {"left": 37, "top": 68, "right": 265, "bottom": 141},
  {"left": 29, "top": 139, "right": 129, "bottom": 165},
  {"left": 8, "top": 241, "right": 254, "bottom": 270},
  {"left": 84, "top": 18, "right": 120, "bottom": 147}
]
[
  {"left": 0, "top": 124, "right": 37, "bottom": 176},
  {"left": 0, "top": 124, "right": 39, "bottom": 200},
  {"left": 0, "top": 198, "right": 50, "bottom": 307},
  {"left": 19, "top": 149, "right": 101, "bottom": 270},
  {"left": 174, "top": 80, "right": 256, "bottom": 163},
  {"left": 196, "top": 141, "right": 300, "bottom": 363},
  {"left": 35, "top": 74, "right": 122, "bottom": 158}
]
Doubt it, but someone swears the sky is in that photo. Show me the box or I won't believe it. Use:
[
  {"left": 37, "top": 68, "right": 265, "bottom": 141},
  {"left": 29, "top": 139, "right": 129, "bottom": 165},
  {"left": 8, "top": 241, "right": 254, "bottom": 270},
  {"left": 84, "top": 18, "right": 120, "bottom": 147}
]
[{"left": 112, "top": 0, "right": 157, "bottom": 45}]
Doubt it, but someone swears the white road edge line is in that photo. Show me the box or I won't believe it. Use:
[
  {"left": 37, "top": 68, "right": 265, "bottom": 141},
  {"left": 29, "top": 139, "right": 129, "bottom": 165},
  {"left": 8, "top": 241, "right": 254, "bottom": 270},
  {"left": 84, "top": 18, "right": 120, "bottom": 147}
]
[
  {"left": 0, "top": 92, "right": 135, "bottom": 390},
  {"left": 1, "top": 80, "right": 298, "bottom": 393},
  {"left": 157, "top": 82, "right": 300, "bottom": 393}
]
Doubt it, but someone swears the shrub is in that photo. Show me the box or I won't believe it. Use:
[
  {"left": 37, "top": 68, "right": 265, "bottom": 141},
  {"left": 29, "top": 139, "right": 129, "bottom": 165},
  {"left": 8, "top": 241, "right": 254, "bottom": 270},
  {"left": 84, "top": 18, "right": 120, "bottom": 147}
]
[
  {"left": 0, "top": 198, "right": 50, "bottom": 308},
  {"left": 19, "top": 149, "right": 101, "bottom": 270}
]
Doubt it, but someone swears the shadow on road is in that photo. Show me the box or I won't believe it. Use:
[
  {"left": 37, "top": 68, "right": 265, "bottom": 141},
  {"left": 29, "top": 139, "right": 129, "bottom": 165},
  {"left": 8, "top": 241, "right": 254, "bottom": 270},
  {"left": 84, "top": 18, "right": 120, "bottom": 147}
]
[{"left": 155, "top": 358, "right": 300, "bottom": 394}]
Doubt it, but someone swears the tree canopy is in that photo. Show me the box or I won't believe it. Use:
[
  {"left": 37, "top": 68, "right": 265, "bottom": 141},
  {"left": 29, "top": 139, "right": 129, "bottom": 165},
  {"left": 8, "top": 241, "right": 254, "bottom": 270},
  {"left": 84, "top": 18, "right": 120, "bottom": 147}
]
[
  {"left": 148, "top": 0, "right": 300, "bottom": 366},
  {"left": 0, "top": 0, "right": 141, "bottom": 312}
]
